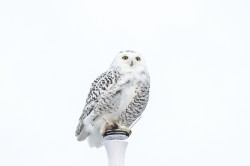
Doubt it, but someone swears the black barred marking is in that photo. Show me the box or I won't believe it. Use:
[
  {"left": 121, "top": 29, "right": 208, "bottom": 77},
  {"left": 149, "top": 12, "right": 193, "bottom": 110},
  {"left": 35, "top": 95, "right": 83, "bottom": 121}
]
[
  {"left": 118, "top": 81, "right": 150, "bottom": 127},
  {"left": 76, "top": 68, "right": 120, "bottom": 132},
  {"left": 76, "top": 65, "right": 150, "bottom": 137},
  {"left": 125, "top": 50, "right": 136, "bottom": 53}
]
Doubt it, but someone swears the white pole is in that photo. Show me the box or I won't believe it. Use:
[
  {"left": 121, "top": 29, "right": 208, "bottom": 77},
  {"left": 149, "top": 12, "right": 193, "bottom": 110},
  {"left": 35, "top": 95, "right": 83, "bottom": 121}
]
[{"left": 103, "top": 130, "right": 129, "bottom": 166}]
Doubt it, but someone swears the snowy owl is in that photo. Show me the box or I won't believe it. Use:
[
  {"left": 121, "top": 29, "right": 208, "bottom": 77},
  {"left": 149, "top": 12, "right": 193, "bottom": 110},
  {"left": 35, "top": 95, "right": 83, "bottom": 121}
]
[{"left": 75, "top": 50, "right": 150, "bottom": 147}]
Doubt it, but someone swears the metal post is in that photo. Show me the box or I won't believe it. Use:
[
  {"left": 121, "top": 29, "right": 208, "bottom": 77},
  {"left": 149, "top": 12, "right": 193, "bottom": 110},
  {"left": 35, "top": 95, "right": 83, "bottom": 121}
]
[{"left": 103, "top": 130, "right": 130, "bottom": 166}]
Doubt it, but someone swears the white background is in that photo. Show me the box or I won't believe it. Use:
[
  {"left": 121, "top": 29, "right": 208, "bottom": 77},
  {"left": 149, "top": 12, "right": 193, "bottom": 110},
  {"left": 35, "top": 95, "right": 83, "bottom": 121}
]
[{"left": 0, "top": 0, "right": 250, "bottom": 166}]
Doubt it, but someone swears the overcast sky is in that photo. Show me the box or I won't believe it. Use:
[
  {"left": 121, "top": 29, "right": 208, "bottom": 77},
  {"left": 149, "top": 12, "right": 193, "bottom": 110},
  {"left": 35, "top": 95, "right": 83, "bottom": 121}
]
[{"left": 0, "top": 0, "right": 250, "bottom": 166}]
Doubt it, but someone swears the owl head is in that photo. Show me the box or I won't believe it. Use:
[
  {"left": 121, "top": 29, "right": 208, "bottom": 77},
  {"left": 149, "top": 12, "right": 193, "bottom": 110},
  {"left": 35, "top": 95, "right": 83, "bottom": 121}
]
[{"left": 111, "top": 50, "right": 147, "bottom": 72}]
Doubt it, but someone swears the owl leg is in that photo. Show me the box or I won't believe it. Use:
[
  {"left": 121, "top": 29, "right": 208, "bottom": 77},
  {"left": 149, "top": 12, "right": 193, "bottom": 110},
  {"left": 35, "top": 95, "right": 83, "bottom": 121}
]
[
  {"left": 100, "top": 118, "right": 119, "bottom": 135},
  {"left": 117, "top": 119, "right": 132, "bottom": 135}
]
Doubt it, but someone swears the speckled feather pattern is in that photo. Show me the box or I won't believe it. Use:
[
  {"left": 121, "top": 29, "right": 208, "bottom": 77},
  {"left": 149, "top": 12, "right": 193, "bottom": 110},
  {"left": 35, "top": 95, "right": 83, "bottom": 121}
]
[{"left": 75, "top": 51, "right": 150, "bottom": 147}]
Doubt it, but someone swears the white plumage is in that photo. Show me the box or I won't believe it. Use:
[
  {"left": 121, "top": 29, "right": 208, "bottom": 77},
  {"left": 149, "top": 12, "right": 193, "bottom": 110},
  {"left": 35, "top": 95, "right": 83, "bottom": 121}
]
[{"left": 75, "top": 50, "right": 150, "bottom": 147}]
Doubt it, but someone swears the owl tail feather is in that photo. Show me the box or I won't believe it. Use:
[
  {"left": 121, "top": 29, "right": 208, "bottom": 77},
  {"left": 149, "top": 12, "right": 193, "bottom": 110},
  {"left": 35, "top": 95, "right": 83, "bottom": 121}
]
[
  {"left": 76, "top": 123, "right": 89, "bottom": 141},
  {"left": 77, "top": 130, "right": 89, "bottom": 141},
  {"left": 76, "top": 123, "right": 103, "bottom": 148},
  {"left": 87, "top": 128, "right": 103, "bottom": 148}
]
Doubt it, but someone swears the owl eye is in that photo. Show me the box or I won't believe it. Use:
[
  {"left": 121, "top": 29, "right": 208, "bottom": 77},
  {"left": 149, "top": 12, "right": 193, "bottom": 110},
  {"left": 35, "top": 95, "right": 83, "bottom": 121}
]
[
  {"left": 122, "top": 56, "right": 128, "bottom": 60},
  {"left": 135, "top": 57, "right": 141, "bottom": 61}
]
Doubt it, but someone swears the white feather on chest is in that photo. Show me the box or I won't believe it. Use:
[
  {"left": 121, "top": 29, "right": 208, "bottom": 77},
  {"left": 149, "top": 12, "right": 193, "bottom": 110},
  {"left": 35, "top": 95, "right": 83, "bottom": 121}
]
[
  {"left": 103, "top": 72, "right": 143, "bottom": 122},
  {"left": 76, "top": 50, "right": 150, "bottom": 147}
]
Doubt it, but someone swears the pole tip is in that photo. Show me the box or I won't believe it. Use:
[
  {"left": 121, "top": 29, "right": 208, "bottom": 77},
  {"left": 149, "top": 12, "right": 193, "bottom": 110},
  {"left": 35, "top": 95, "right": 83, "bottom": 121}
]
[{"left": 103, "top": 129, "right": 130, "bottom": 141}]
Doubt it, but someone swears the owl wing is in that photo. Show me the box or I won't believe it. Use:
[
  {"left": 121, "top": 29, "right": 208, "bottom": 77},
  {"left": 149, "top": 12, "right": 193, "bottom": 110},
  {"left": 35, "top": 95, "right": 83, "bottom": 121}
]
[
  {"left": 75, "top": 67, "right": 120, "bottom": 137},
  {"left": 118, "top": 79, "right": 150, "bottom": 127}
]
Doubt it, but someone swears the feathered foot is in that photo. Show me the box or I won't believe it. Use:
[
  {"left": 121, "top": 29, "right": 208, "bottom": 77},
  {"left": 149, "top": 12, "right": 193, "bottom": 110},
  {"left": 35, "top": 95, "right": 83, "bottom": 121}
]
[
  {"left": 117, "top": 125, "right": 132, "bottom": 135},
  {"left": 100, "top": 119, "right": 119, "bottom": 135},
  {"left": 100, "top": 119, "right": 132, "bottom": 136}
]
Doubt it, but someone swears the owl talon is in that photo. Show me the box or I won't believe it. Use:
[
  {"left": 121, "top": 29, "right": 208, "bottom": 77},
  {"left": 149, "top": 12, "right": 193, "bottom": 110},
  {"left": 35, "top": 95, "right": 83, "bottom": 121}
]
[
  {"left": 100, "top": 120, "right": 119, "bottom": 135},
  {"left": 107, "top": 123, "right": 119, "bottom": 131},
  {"left": 117, "top": 126, "right": 132, "bottom": 135}
]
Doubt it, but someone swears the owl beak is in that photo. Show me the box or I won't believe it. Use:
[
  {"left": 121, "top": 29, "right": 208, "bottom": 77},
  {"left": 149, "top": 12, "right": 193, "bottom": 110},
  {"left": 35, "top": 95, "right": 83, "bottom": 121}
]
[{"left": 130, "top": 60, "right": 133, "bottom": 66}]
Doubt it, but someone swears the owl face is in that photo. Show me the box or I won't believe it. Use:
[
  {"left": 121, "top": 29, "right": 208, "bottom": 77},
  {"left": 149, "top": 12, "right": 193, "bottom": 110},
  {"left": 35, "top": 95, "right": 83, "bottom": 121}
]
[{"left": 111, "top": 50, "right": 146, "bottom": 70}]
